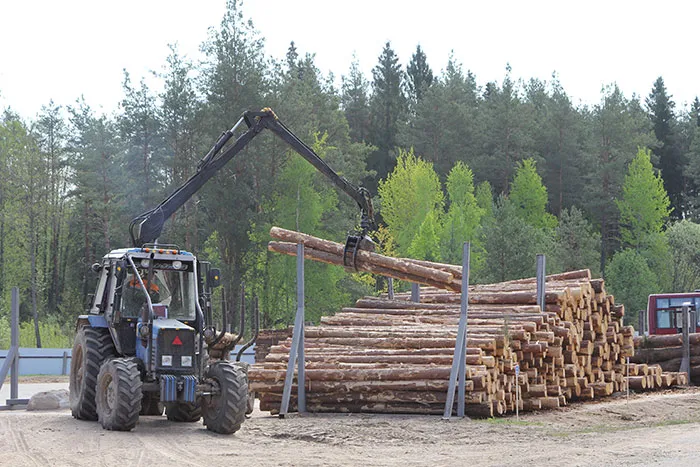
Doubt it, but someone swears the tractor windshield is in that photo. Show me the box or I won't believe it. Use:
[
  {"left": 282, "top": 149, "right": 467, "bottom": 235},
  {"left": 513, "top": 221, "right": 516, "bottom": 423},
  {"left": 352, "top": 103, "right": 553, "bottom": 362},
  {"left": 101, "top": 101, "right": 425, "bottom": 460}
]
[{"left": 121, "top": 265, "right": 197, "bottom": 321}]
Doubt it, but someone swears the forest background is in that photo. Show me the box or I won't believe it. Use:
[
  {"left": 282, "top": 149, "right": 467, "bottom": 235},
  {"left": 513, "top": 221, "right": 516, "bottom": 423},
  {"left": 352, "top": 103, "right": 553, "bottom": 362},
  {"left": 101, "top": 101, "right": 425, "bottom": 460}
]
[{"left": 2, "top": 0, "right": 700, "bottom": 347}]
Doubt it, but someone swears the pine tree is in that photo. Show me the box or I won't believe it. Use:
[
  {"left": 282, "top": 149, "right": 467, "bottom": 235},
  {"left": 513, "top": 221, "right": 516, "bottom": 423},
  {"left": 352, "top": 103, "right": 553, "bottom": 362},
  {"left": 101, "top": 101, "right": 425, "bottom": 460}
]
[
  {"left": 525, "top": 75, "right": 586, "bottom": 215},
  {"left": 646, "top": 77, "right": 683, "bottom": 219},
  {"left": 341, "top": 56, "right": 370, "bottom": 143},
  {"left": 158, "top": 44, "right": 202, "bottom": 250},
  {"left": 401, "top": 54, "right": 480, "bottom": 178},
  {"left": 584, "top": 85, "right": 653, "bottom": 274},
  {"left": 478, "top": 65, "right": 533, "bottom": 193},
  {"left": 406, "top": 44, "right": 433, "bottom": 104},
  {"left": 368, "top": 42, "right": 407, "bottom": 190},
  {"left": 33, "top": 101, "right": 69, "bottom": 316}
]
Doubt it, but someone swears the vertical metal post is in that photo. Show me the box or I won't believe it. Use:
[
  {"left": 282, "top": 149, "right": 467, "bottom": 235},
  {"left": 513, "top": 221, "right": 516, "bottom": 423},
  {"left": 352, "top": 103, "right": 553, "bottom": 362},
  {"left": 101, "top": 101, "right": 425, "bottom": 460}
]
[
  {"left": 11, "top": 287, "right": 19, "bottom": 401},
  {"left": 387, "top": 278, "right": 394, "bottom": 300},
  {"left": 536, "top": 254, "right": 546, "bottom": 312},
  {"left": 280, "top": 243, "right": 306, "bottom": 416},
  {"left": 62, "top": 351, "right": 69, "bottom": 376},
  {"left": 443, "top": 242, "right": 470, "bottom": 419},
  {"left": 296, "top": 243, "right": 306, "bottom": 413},
  {"left": 681, "top": 303, "right": 691, "bottom": 377},
  {"left": 411, "top": 282, "right": 420, "bottom": 303},
  {"left": 626, "top": 356, "right": 630, "bottom": 403}
]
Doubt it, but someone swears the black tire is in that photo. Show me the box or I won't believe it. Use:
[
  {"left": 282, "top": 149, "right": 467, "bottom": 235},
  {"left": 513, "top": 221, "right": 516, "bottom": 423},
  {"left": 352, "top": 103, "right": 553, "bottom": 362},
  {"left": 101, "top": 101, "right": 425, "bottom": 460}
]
[
  {"left": 95, "top": 357, "right": 143, "bottom": 431},
  {"left": 233, "top": 361, "right": 255, "bottom": 416},
  {"left": 202, "top": 362, "right": 248, "bottom": 434},
  {"left": 140, "top": 391, "right": 163, "bottom": 416},
  {"left": 165, "top": 401, "right": 202, "bottom": 422},
  {"left": 69, "top": 326, "right": 116, "bottom": 420}
]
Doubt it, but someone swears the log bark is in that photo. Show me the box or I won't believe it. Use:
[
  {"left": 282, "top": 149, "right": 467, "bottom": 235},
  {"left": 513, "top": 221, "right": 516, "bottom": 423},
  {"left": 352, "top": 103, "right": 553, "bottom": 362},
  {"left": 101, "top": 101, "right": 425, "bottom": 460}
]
[{"left": 269, "top": 227, "right": 455, "bottom": 283}]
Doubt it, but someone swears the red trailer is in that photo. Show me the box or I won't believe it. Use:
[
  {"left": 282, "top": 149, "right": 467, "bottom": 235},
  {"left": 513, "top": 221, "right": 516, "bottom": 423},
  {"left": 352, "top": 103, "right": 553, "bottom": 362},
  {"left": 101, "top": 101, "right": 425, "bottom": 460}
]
[{"left": 646, "top": 292, "right": 700, "bottom": 335}]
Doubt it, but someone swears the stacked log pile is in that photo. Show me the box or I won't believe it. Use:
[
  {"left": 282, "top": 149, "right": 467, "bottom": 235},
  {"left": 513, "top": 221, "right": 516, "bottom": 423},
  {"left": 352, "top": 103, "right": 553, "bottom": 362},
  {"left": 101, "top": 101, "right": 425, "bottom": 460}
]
[
  {"left": 255, "top": 328, "right": 293, "bottom": 362},
  {"left": 249, "top": 228, "right": 686, "bottom": 416},
  {"left": 631, "top": 334, "right": 696, "bottom": 384}
]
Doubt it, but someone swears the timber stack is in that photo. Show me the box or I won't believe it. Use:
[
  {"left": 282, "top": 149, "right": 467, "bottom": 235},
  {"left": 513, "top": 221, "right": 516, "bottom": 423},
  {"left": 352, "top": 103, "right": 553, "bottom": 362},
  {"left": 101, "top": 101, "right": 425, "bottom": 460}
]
[
  {"left": 631, "top": 333, "right": 697, "bottom": 384},
  {"left": 249, "top": 228, "right": 686, "bottom": 416}
]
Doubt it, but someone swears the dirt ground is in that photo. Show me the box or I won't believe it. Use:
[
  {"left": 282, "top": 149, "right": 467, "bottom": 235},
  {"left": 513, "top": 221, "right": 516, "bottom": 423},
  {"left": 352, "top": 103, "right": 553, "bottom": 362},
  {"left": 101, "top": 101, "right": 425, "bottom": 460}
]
[{"left": 3, "top": 380, "right": 700, "bottom": 466}]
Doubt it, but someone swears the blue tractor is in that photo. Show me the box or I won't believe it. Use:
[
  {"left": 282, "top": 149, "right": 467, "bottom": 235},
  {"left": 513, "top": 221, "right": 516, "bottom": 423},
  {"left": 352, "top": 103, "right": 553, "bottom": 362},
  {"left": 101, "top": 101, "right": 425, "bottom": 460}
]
[{"left": 68, "top": 109, "right": 375, "bottom": 433}]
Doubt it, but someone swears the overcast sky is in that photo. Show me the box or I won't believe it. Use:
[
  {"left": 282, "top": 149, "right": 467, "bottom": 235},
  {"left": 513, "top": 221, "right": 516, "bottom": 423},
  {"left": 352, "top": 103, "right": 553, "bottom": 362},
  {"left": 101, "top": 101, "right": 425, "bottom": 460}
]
[{"left": 1, "top": 0, "right": 698, "bottom": 120}]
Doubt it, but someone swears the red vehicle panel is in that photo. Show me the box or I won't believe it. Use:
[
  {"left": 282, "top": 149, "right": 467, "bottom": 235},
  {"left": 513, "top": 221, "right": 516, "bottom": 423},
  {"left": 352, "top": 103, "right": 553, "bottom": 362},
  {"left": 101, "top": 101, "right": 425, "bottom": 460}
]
[{"left": 647, "top": 292, "right": 700, "bottom": 335}]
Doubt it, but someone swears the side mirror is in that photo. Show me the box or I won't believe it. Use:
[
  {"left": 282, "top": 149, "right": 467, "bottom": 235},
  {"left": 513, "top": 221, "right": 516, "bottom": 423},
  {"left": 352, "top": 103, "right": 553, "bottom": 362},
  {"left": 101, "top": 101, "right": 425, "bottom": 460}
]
[{"left": 207, "top": 268, "right": 221, "bottom": 288}]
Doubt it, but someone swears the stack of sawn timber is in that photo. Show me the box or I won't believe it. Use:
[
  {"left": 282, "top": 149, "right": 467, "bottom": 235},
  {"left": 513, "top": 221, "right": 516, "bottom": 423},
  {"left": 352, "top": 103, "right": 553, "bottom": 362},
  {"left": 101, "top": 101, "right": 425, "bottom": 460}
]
[
  {"left": 631, "top": 334, "right": 696, "bottom": 385},
  {"left": 249, "top": 229, "right": 685, "bottom": 416}
]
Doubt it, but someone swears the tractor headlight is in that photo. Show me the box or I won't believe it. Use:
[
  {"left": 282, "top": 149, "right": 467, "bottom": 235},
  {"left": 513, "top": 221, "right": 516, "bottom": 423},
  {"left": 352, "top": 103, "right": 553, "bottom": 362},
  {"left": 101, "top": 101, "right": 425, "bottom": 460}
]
[
  {"left": 161, "top": 355, "right": 172, "bottom": 366},
  {"left": 181, "top": 356, "right": 192, "bottom": 367},
  {"left": 172, "top": 260, "right": 182, "bottom": 270},
  {"left": 140, "top": 259, "right": 150, "bottom": 268}
]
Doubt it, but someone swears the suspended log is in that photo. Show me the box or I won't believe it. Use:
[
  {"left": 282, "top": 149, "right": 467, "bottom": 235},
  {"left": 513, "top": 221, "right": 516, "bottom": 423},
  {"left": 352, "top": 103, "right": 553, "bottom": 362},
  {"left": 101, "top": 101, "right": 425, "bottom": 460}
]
[
  {"left": 269, "top": 227, "right": 455, "bottom": 284},
  {"left": 269, "top": 241, "right": 460, "bottom": 291}
]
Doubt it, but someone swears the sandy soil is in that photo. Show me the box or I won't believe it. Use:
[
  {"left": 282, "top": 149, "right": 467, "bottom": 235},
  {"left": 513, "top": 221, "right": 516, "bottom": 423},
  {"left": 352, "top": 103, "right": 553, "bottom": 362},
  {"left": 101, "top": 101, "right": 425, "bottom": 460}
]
[{"left": 3, "top": 387, "right": 700, "bottom": 466}]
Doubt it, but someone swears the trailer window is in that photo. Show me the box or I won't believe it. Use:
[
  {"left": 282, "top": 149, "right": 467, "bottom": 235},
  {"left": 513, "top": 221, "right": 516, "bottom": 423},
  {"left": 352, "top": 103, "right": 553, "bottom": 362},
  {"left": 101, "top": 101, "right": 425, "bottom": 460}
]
[{"left": 656, "top": 309, "right": 674, "bottom": 329}]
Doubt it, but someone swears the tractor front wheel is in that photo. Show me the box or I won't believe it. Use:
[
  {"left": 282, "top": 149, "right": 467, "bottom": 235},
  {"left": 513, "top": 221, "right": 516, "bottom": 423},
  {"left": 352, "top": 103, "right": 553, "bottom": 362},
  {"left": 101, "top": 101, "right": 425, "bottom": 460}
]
[
  {"left": 202, "top": 362, "right": 247, "bottom": 434},
  {"left": 95, "top": 358, "right": 143, "bottom": 431},
  {"left": 69, "top": 326, "right": 115, "bottom": 421}
]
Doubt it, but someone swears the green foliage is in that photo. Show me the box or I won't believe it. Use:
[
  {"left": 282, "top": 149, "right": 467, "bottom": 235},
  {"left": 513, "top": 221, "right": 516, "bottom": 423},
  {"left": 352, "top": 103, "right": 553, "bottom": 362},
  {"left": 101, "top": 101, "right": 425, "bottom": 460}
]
[
  {"left": 509, "top": 158, "right": 557, "bottom": 230},
  {"left": 605, "top": 249, "right": 659, "bottom": 325},
  {"left": 475, "top": 181, "right": 494, "bottom": 219},
  {"left": 440, "top": 162, "right": 485, "bottom": 269},
  {"left": 0, "top": 317, "right": 72, "bottom": 350},
  {"left": 481, "top": 196, "right": 551, "bottom": 283},
  {"left": 617, "top": 147, "right": 671, "bottom": 248},
  {"left": 646, "top": 76, "right": 683, "bottom": 219},
  {"left": 407, "top": 210, "right": 442, "bottom": 261},
  {"left": 378, "top": 148, "right": 444, "bottom": 256},
  {"left": 552, "top": 207, "right": 601, "bottom": 276},
  {"left": 368, "top": 41, "right": 407, "bottom": 187},
  {"left": 666, "top": 220, "right": 700, "bottom": 292},
  {"left": 406, "top": 44, "right": 433, "bottom": 103}
]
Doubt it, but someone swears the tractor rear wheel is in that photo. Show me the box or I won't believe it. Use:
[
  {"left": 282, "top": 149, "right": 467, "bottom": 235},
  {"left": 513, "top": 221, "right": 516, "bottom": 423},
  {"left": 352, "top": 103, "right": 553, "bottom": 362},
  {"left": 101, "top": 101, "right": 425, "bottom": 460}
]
[
  {"left": 95, "top": 357, "right": 143, "bottom": 431},
  {"left": 202, "top": 362, "right": 247, "bottom": 434},
  {"left": 140, "top": 391, "right": 163, "bottom": 416},
  {"left": 69, "top": 326, "right": 115, "bottom": 421},
  {"left": 165, "top": 402, "right": 202, "bottom": 422}
]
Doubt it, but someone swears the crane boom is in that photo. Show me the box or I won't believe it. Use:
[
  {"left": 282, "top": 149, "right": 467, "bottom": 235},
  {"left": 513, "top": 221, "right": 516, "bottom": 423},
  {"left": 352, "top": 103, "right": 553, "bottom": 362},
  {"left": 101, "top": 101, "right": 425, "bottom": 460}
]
[{"left": 129, "top": 109, "right": 375, "bottom": 255}]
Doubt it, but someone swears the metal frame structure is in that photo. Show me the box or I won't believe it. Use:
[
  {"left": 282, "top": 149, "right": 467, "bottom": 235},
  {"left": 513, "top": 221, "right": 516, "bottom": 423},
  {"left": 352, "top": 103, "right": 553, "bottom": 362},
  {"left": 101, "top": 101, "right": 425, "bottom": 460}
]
[
  {"left": 279, "top": 243, "right": 307, "bottom": 416},
  {"left": 0, "top": 288, "right": 29, "bottom": 410},
  {"left": 443, "top": 243, "right": 471, "bottom": 419}
]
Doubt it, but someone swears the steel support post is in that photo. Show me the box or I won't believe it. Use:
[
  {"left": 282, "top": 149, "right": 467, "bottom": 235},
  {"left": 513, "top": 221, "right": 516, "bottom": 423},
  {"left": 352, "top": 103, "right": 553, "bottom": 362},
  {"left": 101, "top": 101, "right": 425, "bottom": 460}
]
[
  {"left": 443, "top": 242, "right": 470, "bottom": 419},
  {"left": 280, "top": 243, "right": 306, "bottom": 416},
  {"left": 387, "top": 277, "right": 394, "bottom": 300},
  {"left": 10, "top": 287, "right": 19, "bottom": 401},
  {"left": 681, "top": 303, "right": 691, "bottom": 377},
  {"left": 411, "top": 282, "right": 420, "bottom": 303},
  {"left": 536, "top": 254, "right": 546, "bottom": 312}
]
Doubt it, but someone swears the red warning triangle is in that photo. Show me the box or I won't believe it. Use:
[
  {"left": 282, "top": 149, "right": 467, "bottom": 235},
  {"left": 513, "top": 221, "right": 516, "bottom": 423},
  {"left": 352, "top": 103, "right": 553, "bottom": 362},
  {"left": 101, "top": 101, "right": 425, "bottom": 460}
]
[{"left": 172, "top": 336, "right": 183, "bottom": 346}]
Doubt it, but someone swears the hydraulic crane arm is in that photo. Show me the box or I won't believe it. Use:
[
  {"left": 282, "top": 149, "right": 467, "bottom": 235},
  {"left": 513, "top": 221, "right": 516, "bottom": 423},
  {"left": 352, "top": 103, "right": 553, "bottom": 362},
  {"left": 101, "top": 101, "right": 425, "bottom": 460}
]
[{"left": 129, "top": 109, "right": 375, "bottom": 255}]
